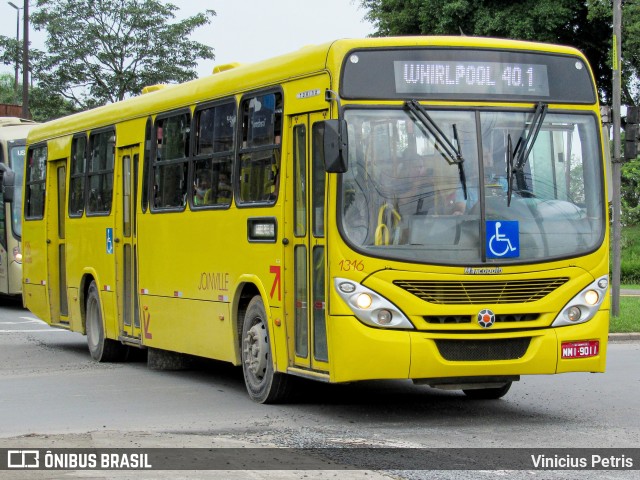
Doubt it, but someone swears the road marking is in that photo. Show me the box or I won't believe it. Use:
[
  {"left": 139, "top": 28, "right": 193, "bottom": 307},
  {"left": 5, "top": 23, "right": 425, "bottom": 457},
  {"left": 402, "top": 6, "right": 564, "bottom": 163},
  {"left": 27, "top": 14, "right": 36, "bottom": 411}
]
[
  {"left": 0, "top": 330, "right": 70, "bottom": 333},
  {"left": 0, "top": 319, "right": 46, "bottom": 325}
]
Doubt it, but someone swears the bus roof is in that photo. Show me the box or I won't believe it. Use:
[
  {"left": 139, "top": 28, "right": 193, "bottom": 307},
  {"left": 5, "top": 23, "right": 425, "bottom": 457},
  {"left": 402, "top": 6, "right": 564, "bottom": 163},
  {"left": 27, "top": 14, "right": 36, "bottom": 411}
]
[
  {"left": 26, "top": 36, "right": 589, "bottom": 145},
  {"left": 0, "top": 117, "right": 38, "bottom": 143}
]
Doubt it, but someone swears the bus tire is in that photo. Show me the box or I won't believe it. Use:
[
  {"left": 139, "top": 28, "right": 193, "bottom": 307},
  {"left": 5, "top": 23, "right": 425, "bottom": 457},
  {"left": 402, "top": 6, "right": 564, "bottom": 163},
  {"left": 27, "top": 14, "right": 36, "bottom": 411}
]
[
  {"left": 86, "top": 281, "right": 126, "bottom": 362},
  {"left": 463, "top": 381, "right": 512, "bottom": 400},
  {"left": 241, "top": 296, "right": 291, "bottom": 404}
]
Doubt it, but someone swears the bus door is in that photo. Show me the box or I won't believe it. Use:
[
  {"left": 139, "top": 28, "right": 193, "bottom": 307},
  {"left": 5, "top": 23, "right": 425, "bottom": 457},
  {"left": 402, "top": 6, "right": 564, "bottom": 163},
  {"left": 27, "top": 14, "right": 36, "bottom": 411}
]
[
  {"left": 46, "top": 159, "right": 69, "bottom": 323},
  {"left": 287, "top": 112, "right": 329, "bottom": 372},
  {"left": 115, "top": 146, "right": 140, "bottom": 340}
]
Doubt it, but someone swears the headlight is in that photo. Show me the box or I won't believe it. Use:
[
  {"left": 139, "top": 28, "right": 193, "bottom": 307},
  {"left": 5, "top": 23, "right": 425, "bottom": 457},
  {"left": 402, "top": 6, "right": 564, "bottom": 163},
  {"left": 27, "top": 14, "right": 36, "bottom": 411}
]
[
  {"left": 552, "top": 275, "right": 608, "bottom": 327},
  {"left": 334, "top": 277, "right": 414, "bottom": 329},
  {"left": 355, "top": 293, "right": 373, "bottom": 309}
]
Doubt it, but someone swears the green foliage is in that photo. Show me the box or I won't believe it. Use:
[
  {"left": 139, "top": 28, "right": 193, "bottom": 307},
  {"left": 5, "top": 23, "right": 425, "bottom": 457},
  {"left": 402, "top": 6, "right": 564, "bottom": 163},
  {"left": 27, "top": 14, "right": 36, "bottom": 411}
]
[
  {"left": 360, "top": 0, "right": 613, "bottom": 102},
  {"left": 621, "top": 159, "right": 640, "bottom": 225},
  {"left": 614, "top": 296, "right": 640, "bottom": 332},
  {"left": 0, "top": 72, "right": 19, "bottom": 104},
  {"left": 0, "top": 72, "right": 78, "bottom": 121},
  {"left": 29, "top": 86, "right": 79, "bottom": 121},
  {"left": 621, "top": 0, "right": 640, "bottom": 105},
  {"left": 618, "top": 225, "right": 640, "bottom": 283},
  {"left": 0, "top": 36, "right": 20, "bottom": 74},
  {"left": 21, "top": 0, "right": 215, "bottom": 110}
]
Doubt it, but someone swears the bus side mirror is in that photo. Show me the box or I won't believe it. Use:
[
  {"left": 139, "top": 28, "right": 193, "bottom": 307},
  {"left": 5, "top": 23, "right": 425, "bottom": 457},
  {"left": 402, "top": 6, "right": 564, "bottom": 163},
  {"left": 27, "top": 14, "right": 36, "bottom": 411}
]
[
  {"left": 323, "top": 119, "right": 348, "bottom": 173},
  {"left": 0, "top": 163, "right": 15, "bottom": 203}
]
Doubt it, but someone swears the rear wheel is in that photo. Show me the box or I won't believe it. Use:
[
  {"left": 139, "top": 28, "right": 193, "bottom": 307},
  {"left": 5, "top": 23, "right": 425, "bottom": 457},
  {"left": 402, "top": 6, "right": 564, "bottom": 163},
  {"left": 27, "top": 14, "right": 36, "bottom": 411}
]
[
  {"left": 241, "top": 296, "right": 291, "bottom": 403},
  {"left": 86, "top": 281, "right": 126, "bottom": 362},
  {"left": 463, "top": 381, "right": 512, "bottom": 400}
]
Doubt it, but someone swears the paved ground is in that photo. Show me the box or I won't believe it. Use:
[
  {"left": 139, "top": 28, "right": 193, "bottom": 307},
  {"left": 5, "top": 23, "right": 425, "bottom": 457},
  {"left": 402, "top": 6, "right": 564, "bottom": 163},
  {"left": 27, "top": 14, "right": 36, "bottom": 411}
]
[{"left": 620, "top": 289, "right": 640, "bottom": 296}]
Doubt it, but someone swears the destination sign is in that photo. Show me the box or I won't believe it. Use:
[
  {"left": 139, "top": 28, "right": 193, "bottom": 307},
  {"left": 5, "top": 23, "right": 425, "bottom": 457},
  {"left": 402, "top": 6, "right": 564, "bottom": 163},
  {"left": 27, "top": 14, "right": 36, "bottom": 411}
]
[
  {"left": 394, "top": 61, "right": 549, "bottom": 96},
  {"left": 341, "top": 48, "right": 596, "bottom": 103}
]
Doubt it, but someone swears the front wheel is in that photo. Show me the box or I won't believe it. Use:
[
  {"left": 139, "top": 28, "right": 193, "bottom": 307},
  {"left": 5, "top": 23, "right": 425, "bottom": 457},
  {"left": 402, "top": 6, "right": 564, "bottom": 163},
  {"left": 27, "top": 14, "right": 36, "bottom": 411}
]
[
  {"left": 85, "top": 281, "right": 126, "bottom": 362},
  {"left": 463, "top": 381, "right": 512, "bottom": 400},
  {"left": 241, "top": 296, "right": 291, "bottom": 403}
]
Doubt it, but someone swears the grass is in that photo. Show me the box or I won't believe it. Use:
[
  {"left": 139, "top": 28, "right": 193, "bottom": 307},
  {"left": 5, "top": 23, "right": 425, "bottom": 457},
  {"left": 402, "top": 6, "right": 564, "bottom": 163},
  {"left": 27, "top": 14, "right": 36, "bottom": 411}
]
[
  {"left": 612, "top": 294, "right": 640, "bottom": 333},
  {"left": 611, "top": 225, "right": 640, "bottom": 332},
  {"left": 619, "top": 225, "right": 640, "bottom": 285}
]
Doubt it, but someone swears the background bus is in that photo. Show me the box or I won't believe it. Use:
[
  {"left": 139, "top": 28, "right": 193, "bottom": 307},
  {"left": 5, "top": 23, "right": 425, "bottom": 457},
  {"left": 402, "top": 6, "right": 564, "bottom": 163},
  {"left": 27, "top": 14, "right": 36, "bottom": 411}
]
[
  {"left": 20, "top": 37, "right": 609, "bottom": 403},
  {"left": 0, "top": 117, "right": 37, "bottom": 299}
]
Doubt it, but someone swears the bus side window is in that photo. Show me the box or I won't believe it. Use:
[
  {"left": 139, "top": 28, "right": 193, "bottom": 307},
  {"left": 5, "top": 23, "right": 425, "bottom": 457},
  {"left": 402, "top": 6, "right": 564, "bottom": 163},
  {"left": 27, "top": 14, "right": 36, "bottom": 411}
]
[
  {"left": 152, "top": 112, "right": 190, "bottom": 210},
  {"left": 25, "top": 145, "right": 47, "bottom": 220},
  {"left": 238, "top": 92, "right": 282, "bottom": 204},
  {"left": 192, "top": 101, "right": 235, "bottom": 208},
  {"left": 142, "top": 118, "right": 152, "bottom": 213},
  {"left": 87, "top": 130, "right": 115, "bottom": 215},
  {"left": 69, "top": 134, "right": 87, "bottom": 217}
]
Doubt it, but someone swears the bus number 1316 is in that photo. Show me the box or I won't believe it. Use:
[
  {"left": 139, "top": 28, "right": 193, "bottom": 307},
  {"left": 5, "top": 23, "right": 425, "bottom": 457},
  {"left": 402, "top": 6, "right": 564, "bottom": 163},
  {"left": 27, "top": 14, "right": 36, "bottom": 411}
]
[{"left": 339, "top": 259, "right": 364, "bottom": 272}]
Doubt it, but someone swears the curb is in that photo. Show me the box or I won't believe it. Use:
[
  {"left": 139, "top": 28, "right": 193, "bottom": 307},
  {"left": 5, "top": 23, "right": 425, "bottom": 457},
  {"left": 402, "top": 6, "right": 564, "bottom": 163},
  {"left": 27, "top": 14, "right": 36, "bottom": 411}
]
[
  {"left": 608, "top": 332, "right": 640, "bottom": 343},
  {"left": 620, "top": 289, "right": 640, "bottom": 296}
]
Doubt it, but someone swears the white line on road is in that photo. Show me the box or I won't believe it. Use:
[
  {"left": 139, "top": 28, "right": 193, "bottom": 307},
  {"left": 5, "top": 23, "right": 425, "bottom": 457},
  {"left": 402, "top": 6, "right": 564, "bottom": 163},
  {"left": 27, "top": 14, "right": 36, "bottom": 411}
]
[
  {"left": 0, "top": 319, "right": 46, "bottom": 325},
  {"left": 0, "top": 329, "right": 71, "bottom": 333}
]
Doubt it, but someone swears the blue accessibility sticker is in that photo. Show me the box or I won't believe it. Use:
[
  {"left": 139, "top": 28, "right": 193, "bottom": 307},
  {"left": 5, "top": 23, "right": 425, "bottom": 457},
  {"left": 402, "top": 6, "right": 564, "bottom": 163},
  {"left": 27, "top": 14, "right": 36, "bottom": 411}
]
[
  {"left": 106, "top": 228, "right": 114, "bottom": 255},
  {"left": 486, "top": 220, "right": 519, "bottom": 258}
]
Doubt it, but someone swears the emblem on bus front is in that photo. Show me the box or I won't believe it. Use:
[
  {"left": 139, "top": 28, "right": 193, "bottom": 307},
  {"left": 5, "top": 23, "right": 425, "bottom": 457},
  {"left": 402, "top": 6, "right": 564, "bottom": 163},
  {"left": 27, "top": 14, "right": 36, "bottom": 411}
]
[
  {"left": 477, "top": 309, "right": 496, "bottom": 328},
  {"left": 464, "top": 267, "right": 503, "bottom": 275}
]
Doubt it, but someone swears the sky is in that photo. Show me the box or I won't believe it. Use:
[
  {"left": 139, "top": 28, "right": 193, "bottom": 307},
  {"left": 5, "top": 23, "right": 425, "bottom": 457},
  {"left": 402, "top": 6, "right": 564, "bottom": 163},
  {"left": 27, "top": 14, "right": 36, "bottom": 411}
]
[{"left": 0, "top": 0, "right": 374, "bottom": 79}]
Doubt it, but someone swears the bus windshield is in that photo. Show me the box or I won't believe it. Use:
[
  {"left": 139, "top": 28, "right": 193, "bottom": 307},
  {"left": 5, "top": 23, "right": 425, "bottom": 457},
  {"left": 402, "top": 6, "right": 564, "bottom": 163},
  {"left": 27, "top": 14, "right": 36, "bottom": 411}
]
[
  {"left": 340, "top": 108, "right": 604, "bottom": 265},
  {"left": 9, "top": 144, "right": 26, "bottom": 239}
]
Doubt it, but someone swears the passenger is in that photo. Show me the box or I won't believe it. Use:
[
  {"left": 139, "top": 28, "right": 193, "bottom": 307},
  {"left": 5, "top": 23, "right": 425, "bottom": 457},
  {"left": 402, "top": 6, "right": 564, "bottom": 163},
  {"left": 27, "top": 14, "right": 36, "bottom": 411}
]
[
  {"left": 215, "top": 172, "right": 232, "bottom": 204},
  {"left": 194, "top": 178, "right": 211, "bottom": 206}
]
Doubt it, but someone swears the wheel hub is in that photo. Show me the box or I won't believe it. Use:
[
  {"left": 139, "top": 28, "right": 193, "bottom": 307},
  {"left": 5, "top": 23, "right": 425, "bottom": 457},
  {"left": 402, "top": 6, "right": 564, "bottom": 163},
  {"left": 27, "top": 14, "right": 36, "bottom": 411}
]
[{"left": 243, "top": 322, "right": 268, "bottom": 379}]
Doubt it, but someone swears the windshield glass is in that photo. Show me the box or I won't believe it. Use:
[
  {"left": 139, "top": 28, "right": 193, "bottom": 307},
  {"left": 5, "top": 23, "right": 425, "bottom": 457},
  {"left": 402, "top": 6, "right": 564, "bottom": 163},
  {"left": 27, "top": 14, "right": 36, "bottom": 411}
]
[
  {"left": 9, "top": 144, "right": 26, "bottom": 238},
  {"left": 340, "top": 108, "right": 604, "bottom": 265}
]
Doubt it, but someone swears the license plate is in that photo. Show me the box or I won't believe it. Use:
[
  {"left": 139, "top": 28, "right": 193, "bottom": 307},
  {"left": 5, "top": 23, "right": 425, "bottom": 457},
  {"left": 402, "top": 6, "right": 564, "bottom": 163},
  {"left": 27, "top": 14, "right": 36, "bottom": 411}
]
[{"left": 561, "top": 340, "right": 599, "bottom": 359}]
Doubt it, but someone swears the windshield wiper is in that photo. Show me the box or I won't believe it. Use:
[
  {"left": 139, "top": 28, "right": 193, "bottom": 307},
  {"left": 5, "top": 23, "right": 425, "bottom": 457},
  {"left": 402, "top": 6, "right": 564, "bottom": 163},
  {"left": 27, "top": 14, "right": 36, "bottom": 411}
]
[
  {"left": 507, "top": 102, "right": 548, "bottom": 206},
  {"left": 405, "top": 99, "right": 467, "bottom": 200}
]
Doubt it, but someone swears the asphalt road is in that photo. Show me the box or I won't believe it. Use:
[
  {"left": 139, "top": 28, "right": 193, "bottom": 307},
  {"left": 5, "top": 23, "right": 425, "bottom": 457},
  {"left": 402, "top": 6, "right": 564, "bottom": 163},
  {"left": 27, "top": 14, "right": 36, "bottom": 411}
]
[{"left": 0, "top": 300, "right": 638, "bottom": 479}]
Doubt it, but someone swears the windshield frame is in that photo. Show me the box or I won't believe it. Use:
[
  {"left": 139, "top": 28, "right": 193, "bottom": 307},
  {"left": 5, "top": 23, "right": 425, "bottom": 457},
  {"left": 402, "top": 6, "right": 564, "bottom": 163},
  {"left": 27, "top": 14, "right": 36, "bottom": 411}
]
[
  {"left": 336, "top": 105, "right": 606, "bottom": 267},
  {"left": 8, "top": 142, "right": 26, "bottom": 240}
]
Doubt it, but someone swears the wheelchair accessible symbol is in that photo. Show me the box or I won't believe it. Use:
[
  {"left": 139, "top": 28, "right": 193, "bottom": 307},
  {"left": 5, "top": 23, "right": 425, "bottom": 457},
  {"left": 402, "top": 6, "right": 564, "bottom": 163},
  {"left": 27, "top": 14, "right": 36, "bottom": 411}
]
[
  {"left": 486, "top": 221, "right": 519, "bottom": 258},
  {"left": 106, "top": 228, "right": 114, "bottom": 255}
]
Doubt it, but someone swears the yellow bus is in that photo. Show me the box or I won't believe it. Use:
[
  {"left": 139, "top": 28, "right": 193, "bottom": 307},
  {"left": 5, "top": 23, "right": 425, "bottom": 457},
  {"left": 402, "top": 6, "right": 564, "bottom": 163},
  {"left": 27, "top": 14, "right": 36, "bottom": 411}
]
[
  {"left": 20, "top": 37, "right": 609, "bottom": 403},
  {"left": 0, "top": 117, "right": 37, "bottom": 298}
]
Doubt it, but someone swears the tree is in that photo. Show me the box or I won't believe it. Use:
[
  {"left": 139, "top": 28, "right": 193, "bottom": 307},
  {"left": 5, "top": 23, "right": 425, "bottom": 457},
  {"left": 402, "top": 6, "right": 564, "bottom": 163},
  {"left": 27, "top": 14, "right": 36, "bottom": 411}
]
[
  {"left": 359, "top": 0, "right": 613, "bottom": 102},
  {"left": 28, "top": 0, "right": 215, "bottom": 110},
  {"left": 621, "top": 158, "right": 640, "bottom": 225},
  {"left": 622, "top": 0, "right": 640, "bottom": 105},
  {"left": 0, "top": 72, "right": 77, "bottom": 121},
  {"left": 0, "top": 73, "right": 17, "bottom": 104},
  {"left": 29, "top": 86, "right": 80, "bottom": 121}
]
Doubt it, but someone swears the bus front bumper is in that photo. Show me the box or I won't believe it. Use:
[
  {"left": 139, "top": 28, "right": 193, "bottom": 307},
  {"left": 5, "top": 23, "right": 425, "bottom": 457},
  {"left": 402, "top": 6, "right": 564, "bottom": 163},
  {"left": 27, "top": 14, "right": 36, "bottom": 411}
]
[{"left": 328, "top": 311, "right": 608, "bottom": 383}]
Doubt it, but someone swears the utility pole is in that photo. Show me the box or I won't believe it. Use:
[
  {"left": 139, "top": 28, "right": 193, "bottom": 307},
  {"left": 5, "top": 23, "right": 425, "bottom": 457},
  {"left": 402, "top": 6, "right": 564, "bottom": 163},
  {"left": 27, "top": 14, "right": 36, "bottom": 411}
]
[
  {"left": 611, "top": 0, "right": 622, "bottom": 317},
  {"left": 21, "top": 0, "right": 29, "bottom": 119}
]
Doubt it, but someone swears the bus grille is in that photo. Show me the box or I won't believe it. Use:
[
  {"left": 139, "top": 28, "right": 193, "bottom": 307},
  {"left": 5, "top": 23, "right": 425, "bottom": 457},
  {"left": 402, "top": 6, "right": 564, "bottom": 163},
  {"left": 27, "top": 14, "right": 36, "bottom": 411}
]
[
  {"left": 424, "top": 313, "right": 539, "bottom": 324},
  {"left": 435, "top": 338, "right": 531, "bottom": 361},
  {"left": 394, "top": 278, "right": 568, "bottom": 304}
]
